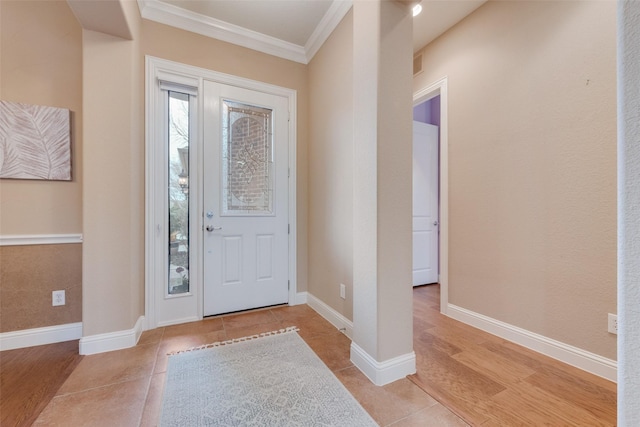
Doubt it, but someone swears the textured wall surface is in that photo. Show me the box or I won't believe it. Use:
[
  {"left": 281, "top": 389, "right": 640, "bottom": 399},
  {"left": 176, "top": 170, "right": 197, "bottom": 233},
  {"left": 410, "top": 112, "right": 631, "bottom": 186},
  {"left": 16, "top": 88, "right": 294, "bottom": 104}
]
[
  {"left": 618, "top": 1, "right": 640, "bottom": 424},
  {"left": 0, "top": 244, "right": 82, "bottom": 332},
  {"left": 413, "top": 1, "right": 617, "bottom": 359}
]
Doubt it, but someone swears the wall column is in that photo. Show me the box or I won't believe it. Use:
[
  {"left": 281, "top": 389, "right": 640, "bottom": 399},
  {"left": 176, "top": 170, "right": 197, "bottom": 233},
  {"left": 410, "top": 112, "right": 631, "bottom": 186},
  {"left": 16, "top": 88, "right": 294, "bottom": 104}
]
[
  {"left": 78, "top": 0, "right": 144, "bottom": 354},
  {"left": 351, "top": 0, "right": 415, "bottom": 385},
  {"left": 618, "top": 1, "right": 640, "bottom": 424}
]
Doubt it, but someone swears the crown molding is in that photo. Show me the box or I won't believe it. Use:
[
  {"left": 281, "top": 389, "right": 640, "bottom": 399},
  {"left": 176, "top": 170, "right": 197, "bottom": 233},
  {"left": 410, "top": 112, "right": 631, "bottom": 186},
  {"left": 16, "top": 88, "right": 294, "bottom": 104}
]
[
  {"left": 137, "top": 0, "right": 352, "bottom": 65},
  {"left": 138, "top": 0, "right": 307, "bottom": 63},
  {"left": 305, "top": 0, "right": 353, "bottom": 62}
]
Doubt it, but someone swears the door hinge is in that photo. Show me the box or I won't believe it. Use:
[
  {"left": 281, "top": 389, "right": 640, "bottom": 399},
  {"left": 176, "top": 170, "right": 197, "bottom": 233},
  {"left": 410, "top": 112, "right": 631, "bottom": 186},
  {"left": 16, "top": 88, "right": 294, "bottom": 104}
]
[
  {"left": 288, "top": 280, "right": 290, "bottom": 290},
  {"left": 288, "top": 224, "right": 290, "bottom": 234},
  {"left": 288, "top": 167, "right": 290, "bottom": 178}
]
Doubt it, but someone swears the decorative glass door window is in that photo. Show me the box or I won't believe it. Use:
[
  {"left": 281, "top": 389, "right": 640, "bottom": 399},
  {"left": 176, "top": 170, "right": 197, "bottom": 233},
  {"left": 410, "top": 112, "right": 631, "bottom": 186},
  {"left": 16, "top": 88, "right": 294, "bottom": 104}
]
[
  {"left": 221, "top": 100, "right": 274, "bottom": 215},
  {"left": 168, "top": 91, "right": 190, "bottom": 295}
]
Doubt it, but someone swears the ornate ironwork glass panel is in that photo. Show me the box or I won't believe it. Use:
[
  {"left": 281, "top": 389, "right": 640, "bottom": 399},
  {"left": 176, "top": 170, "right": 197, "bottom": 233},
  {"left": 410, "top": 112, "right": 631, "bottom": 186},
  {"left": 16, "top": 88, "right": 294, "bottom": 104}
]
[{"left": 221, "top": 100, "right": 274, "bottom": 215}]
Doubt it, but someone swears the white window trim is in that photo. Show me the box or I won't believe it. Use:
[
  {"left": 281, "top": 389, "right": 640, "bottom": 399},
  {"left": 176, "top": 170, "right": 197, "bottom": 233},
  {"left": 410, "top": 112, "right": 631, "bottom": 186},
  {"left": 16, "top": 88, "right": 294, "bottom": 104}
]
[
  {"left": 146, "top": 57, "right": 202, "bottom": 328},
  {"left": 145, "top": 56, "right": 298, "bottom": 329}
]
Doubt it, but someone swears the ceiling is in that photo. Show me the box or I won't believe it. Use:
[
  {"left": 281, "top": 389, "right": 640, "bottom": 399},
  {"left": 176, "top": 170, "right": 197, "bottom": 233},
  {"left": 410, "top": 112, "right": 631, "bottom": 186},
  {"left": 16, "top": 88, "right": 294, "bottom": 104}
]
[{"left": 138, "top": 0, "right": 486, "bottom": 64}]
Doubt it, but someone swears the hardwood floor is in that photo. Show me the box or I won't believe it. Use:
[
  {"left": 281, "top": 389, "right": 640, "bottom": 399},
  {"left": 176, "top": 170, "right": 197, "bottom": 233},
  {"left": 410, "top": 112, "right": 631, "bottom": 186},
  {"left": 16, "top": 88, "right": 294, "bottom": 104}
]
[
  {"left": 409, "top": 284, "right": 617, "bottom": 426},
  {"left": 0, "top": 285, "right": 617, "bottom": 426},
  {"left": 0, "top": 340, "right": 83, "bottom": 427}
]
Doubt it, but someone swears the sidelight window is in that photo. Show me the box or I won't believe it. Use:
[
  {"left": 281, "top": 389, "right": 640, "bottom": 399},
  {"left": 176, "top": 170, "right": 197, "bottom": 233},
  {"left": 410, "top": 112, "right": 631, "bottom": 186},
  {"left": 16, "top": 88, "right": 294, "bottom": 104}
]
[{"left": 167, "top": 91, "right": 191, "bottom": 295}]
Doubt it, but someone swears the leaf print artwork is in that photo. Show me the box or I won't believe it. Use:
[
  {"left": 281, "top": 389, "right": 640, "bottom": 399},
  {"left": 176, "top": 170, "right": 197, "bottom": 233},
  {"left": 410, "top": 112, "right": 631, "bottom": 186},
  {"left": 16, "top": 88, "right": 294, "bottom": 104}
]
[{"left": 0, "top": 101, "right": 71, "bottom": 180}]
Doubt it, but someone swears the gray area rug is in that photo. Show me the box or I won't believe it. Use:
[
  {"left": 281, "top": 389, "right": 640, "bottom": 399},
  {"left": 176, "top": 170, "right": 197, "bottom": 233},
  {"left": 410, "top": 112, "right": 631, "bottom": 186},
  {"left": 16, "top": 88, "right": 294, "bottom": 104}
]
[{"left": 159, "top": 327, "right": 378, "bottom": 427}]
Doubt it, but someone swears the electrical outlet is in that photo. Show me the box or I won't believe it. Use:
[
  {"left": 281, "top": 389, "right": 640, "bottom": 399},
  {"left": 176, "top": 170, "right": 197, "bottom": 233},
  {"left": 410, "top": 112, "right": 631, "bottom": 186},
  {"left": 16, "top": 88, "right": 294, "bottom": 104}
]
[
  {"left": 52, "top": 290, "right": 65, "bottom": 306},
  {"left": 608, "top": 313, "right": 617, "bottom": 334},
  {"left": 340, "top": 283, "right": 346, "bottom": 300}
]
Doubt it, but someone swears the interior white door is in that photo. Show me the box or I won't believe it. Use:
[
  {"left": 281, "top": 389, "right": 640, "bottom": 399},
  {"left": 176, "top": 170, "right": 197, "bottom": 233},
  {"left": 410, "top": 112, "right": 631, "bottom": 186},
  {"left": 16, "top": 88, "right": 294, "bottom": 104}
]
[
  {"left": 413, "top": 121, "right": 439, "bottom": 286},
  {"left": 203, "top": 81, "right": 289, "bottom": 316}
]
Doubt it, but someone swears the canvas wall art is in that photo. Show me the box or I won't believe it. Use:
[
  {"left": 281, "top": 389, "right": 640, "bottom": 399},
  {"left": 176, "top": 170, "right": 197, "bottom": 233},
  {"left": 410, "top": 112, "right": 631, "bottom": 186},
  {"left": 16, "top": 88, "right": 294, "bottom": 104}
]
[{"left": 0, "top": 100, "right": 71, "bottom": 181}]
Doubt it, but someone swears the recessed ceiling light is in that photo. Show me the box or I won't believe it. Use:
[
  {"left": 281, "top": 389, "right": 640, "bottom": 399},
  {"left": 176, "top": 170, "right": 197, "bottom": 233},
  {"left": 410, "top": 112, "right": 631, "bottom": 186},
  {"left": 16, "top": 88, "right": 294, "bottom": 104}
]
[{"left": 412, "top": 4, "right": 422, "bottom": 17}]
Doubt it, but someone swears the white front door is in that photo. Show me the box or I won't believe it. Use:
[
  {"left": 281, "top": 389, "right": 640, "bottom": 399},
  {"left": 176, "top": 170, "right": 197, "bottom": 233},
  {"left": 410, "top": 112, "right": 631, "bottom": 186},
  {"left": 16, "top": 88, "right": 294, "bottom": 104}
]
[
  {"left": 203, "top": 81, "right": 289, "bottom": 316},
  {"left": 413, "top": 121, "right": 439, "bottom": 286}
]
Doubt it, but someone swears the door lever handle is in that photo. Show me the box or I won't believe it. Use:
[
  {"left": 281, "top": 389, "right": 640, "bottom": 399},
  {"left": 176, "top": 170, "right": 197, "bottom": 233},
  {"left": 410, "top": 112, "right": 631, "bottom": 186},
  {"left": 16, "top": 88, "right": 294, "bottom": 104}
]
[{"left": 206, "top": 225, "right": 222, "bottom": 232}]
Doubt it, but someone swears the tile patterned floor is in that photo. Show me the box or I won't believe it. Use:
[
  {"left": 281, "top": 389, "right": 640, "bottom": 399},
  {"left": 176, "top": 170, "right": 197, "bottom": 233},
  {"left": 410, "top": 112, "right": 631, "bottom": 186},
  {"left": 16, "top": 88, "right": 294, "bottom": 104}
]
[{"left": 34, "top": 304, "right": 467, "bottom": 426}]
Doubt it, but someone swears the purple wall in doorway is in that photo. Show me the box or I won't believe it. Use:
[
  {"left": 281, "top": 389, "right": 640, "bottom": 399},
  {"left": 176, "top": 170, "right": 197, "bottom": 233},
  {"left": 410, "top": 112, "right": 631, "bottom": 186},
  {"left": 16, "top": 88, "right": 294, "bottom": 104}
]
[
  {"left": 413, "top": 100, "right": 431, "bottom": 123},
  {"left": 413, "top": 96, "right": 440, "bottom": 126}
]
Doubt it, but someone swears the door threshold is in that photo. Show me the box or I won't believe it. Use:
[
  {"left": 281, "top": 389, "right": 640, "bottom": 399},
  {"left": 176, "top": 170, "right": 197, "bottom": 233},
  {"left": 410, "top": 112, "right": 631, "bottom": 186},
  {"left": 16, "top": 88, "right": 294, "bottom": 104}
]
[{"left": 204, "top": 302, "right": 289, "bottom": 319}]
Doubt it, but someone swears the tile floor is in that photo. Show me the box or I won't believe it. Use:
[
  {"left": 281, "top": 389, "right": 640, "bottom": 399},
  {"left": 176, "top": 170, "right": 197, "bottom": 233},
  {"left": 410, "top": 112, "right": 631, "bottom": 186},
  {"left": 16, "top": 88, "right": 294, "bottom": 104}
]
[{"left": 34, "top": 304, "right": 467, "bottom": 426}]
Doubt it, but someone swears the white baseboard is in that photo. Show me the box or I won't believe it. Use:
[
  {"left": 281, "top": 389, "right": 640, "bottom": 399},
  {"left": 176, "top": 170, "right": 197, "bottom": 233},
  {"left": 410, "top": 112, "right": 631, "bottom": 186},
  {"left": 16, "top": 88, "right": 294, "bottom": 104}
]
[
  {"left": 79, "top": 316, "right": 145, "bottom": 355},
  {"left": 350, "top": 342, "right": 416, "bottom": 386},
  {"left": 306, "top": 292, "right": 354, "bottom": 339},
  {"left": 447, "top": 304, "right": 617, "bottom": 382},
  {"left": 293, "top": 291, "right": 308, "bottom": 305},
  {"left": 304, "top": 293, "right": 417, "bottom": 385},
  {"left": 0, "top": 322, "right": 83, "bottom": 351}
]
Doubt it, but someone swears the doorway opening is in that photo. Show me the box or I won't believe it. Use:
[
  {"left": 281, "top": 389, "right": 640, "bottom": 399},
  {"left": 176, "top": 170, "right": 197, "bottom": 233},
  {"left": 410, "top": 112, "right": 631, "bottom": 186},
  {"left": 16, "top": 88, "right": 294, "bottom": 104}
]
[
  {"left": 413, "top": 77, "right": 449, "bottom": 314},
  {"left": 413, "top": 95, "right": 440, "bottom": 287}
]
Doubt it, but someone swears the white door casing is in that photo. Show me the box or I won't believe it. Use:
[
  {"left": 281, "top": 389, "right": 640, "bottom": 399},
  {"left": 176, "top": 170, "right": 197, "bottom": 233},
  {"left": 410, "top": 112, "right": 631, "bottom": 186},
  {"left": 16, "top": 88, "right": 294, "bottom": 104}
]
[
  {"left": 413, "top": 76, "right": 448, "bottom": 313},
  {"left": 412, "top": 121, "right": 439, "bottom": 286},
  {"left": 203, "top": 81, "right": 289, "bottom": 316}
]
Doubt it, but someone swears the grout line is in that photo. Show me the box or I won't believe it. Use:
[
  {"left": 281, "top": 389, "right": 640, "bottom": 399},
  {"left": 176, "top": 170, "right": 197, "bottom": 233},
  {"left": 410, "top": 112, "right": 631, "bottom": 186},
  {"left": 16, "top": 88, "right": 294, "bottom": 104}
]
[
  {"left": 135, "top": 371, "right": 156, "bottom": 427},
  {"left": 333, "top": 365, "right": 355, "bottom": 374},
  {"left": 52, "top": 374, "right": 154, "bottom": 399}
]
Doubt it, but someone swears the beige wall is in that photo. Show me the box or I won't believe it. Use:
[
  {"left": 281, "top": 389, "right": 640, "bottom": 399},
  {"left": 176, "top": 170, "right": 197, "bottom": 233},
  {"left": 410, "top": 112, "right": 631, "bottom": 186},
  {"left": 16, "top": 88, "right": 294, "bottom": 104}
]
[
  {"left": 414, "top": 0, "right": 617, "bottom": 359},
  {"left": 0, "top": 1, "right": 83, "bottom": 331},
  {"left": 0, "top": 0, "right": 83, "bottom": 234},
  {"left": 351, "top": 0, "right": 414, "bottom": 362},
  {"left": 374, "top": 0, "right": 414, "bottom": 361},
  {"left": 141, "top": 19, "right": 310, "bottom": 294},
  {"left": 81, "top": 0, "right": 143, "bottom": 336},
  {"left": 308, "top": 11, "right": 353, "bottom": 319},
  {"left": 309, "top": 3, "right": 414, "bottom": 363}
]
